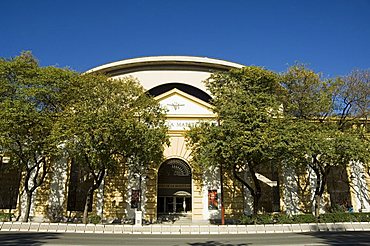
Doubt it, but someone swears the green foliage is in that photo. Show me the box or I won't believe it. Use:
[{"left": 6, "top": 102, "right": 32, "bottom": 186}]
[
  {"left": 279, "top": 64, "right": 370, "bottom": 217},
  {"left": 188, "top": 64, "right": 370, "bottom": 218},
  {"left": 88, "top": 214, "right": 102, "bottom": 224},
  {"left": 353, "top": 213, "right": 370, "bottom": 222},
  {"left": 187, "top": 66, "right": 283, "bottom": 214},
  {"left": 57, "top": 74, "right": 168, "bottom": 173},
  {"left": 240, "top": 213, "right": 315, "bottom": 224},
  {"left": 291, "top": 214, "right": 316, "bottom": 223},
  {"left": 46, "top": 204, "right": 64, "bottom": 223},
  {"left": 239, "top": 213, "right": 370, "bottom": 224},
  {"left": 0, "top": 212, "right": 14, "bottom": 222},
  {"left": 329, "top": 204, "right": 347, "bottom": 213},
  {"left": 239, "top": 214, "right": 269, "bottom": 225},
  {"left": 334, "top": 69, "right": 370, "bottom": 127},
  {"left": 282, "top": 63, "right": 335, "bottom": 119},
  {"left": 0, "top": 52, "right": 79, "bottom": 221},
  {"left": 56, "top": 75, "right": 168, "bottom": 174},
  {"left": 0, "top": 52, "right": 168, "bottom": 223},
  {"left": 320, "top": 213, "right": 353, "bottom": 223},
  {"left": 54, "top": 74, "right": 169, "bottom": 223}
]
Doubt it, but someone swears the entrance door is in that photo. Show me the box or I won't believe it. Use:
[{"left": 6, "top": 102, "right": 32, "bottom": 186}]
[{"left": 157, "top": 158, "right": 192, "bottom": 214}]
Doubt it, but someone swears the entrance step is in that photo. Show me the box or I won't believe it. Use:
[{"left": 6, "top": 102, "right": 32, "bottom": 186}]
[{"left": 158, "top": 213, "right": 200, "bottom": 225}]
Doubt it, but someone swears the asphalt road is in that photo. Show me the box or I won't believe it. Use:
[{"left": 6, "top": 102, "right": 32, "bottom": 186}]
[{"left": 1, "top": 231, "right": 370, "bottom": 245}]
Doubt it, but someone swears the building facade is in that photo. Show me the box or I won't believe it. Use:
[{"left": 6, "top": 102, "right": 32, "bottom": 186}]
[
  {"left": 1, "top": 56, "right": 369, "bottom": 223},
  {"left": 86, "top": 56, "right": 244, "bottom": 223}
]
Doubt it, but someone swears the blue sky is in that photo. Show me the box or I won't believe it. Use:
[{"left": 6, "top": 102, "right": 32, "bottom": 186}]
[{"left": 1, "top": 0, "right": 369, "bottom": 77}]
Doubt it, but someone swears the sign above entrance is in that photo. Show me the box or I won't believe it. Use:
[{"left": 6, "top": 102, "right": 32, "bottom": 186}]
[
  {"left": 158, "top": 184, "right": 191, "bottom": 189},
  {"left": 165, "top": 119, "right": 214, "bottom": 130},
  {"left": 166, "top": 119, "right": 196, "bottom": 130}
]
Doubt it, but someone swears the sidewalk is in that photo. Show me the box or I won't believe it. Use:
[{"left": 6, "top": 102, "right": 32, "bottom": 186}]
[{"left": 1, "top": 221, "right": 370, "bottom": 234}]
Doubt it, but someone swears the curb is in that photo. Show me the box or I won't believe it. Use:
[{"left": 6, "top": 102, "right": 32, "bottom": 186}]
[{"left": 1, "top": 222, "right": 370, "bottom": 234}]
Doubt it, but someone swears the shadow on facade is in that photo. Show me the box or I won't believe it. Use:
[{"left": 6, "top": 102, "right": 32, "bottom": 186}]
[{"left": 0, "top": 232, "right": 60, "bottom": 245}]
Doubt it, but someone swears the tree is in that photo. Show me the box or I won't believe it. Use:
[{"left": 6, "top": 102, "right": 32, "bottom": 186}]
[
  {"left": 282, "top": 64, "right": 335, "bottom": 121},
  {"left": 0, "top": 52, "right": 78, "bottom": 221},
  {"left": 334, "top": 69, "right": 370, "bottom": 127},
  {"left": 332, "top": 69, "right": 370, "bottom": 143},
  {"left": 55, "top": 74, "right": 168, "bottom": 224},
  {"left": 281, "top": 64, "right": 370, "bottom": 217},
  {"left": 187, "top": 66, "right": 283, "bottom": 215},
  {"left": 280, "top": 121, "right": 369, "bottom": 217},
  {"left": 126, "top": 122, "right": 169, "bottom": 212}
]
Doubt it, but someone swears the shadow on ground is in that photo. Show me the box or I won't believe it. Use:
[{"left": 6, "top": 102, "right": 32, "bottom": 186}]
[
  {"left": 301, "top": 231, "right": 370, "bottom": 245},
  {"left": 0, "top": 232, "right": 60, "bottom": 245},
  {"left": 189, "top": 242, "right": 249, "bottom": 246}
]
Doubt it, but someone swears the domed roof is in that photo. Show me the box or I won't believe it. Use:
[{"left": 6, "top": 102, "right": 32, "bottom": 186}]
[{"left": 86, "top": 56, "right": 244, "bottom": 75}]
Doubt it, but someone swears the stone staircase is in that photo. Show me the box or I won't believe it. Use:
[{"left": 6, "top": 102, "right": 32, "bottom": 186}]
[
  {"left": 173, "top": 213, "right": 192, "bottom": 225},
  {"left": 158, "top": 213, "right": 193, "bottom": 225}
]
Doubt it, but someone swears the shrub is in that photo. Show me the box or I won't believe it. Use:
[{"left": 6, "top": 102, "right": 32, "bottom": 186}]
[
  {"left": 46, "top": 204, "right": 64, "bottom": 223},
  {"left": 320, "top": 212, "right": 352, "bottom": 223},
  {"left": 0, "top": 212, "right": 13, "bottom": 222},
  {"left": 292, "top": 214, "right": 316, "bottom": 223},
  {"left": 274, "top": 214, "right": 294, "bottom": 224},
  {"left": 88, "top": 214, "right": 102, "bottom": 224},
  {"left": 239, "top": 212, "right": 370, "bottom": 225},
  {"left": 240, "top": 214, "right": 275, "bottom": 224},
  {"left": 329, "top": 204, "right": 346, "bottom": 213},
  {"left": 354, "top": 212, "right": 370, "bottom": 222}
]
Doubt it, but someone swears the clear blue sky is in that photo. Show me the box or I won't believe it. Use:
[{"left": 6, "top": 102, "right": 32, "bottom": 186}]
[{"left": 1, "top": 0, "right": 369, "bottom": 77}]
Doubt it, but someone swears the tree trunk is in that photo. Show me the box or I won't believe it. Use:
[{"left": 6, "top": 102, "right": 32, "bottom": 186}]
[
  {"left": 83, "top": 187, "right": 93, "bottom": 224},
  {"left": 314, "top": 194, "right": 321, "bottom": 218},
  {"left": 232, "top": 163, "right": 261, "bottom": 215},
  {"left": 253, "top": 191, "right": 261, "bottom": 215},
  {"left": 312, "top": 162, "right": 330, "bottom": 218},
  {"left": 314, "top": 172, "right": 322, "bottom": 218},
  {"left": 23, "top": 192, "right": 32, "bottom": 222},
  {"left": 16, "top": 189, "right": 24, "bottom": 221},
  {"left": 220, "top": 162, "right": 225, "bottom": 225},
  {"left": 250, "top": 168, "right": 262, "bottom": 215}
]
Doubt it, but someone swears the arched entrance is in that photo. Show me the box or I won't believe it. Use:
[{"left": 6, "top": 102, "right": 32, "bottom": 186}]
[{"left": 157, "top": 158, "right": 192, "bottom": 215}]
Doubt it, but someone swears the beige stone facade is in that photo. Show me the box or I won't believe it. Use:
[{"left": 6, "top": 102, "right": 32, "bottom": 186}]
[
  {"left": 2, "top": 56, "right": 370, "bottom": 223},
  {"left": 88, "top": 56, "right": 243, "bottom": 221},
  {"left": 87, "top": 56, "right": 245, "bottom": 223}
]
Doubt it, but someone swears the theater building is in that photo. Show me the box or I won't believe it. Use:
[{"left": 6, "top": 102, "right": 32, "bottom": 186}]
[
  {"left": 1, "top": 56, "right": 369, "bottom": 223},
  {"left": 85, "top": 56, "right": 245, "bottom": 223}
]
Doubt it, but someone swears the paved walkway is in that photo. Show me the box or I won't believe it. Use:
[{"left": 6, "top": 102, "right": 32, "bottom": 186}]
[{"left": 1, "top": 221, "right": 370, "bottom": 234}]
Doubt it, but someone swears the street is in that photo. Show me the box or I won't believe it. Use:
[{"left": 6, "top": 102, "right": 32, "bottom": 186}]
[{"left": 1, "top": 231, "right": 370, "bottom": 245}]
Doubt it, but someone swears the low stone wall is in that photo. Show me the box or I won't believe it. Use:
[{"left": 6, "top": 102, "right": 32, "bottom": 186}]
[{"left": 1, "top": 222, "right": 370, "bottom": 234}]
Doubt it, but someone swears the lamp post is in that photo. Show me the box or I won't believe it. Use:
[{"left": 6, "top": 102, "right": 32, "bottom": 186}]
[{"left": 216, "top": 119, "right": 225, "bottom": 225}]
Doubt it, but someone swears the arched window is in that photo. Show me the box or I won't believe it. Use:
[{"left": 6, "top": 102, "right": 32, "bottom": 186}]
[{"left": 158, "top": 158, "right": 191, "bottom": 177}]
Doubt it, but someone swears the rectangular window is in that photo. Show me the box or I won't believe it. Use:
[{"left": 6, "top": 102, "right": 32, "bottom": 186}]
[
  {"left": 67, "top": 159, "right": 93, "bottom": 212},
  {"left": 327, "top": 166, "right": 351, "bottom": 211},
  {"left": 0, "top": 162, "right": 21, "bottom": 209},
  {"left": 208, "top": 190, "right": 218, "bottom": 210},
  {"left": 258, "top": 166, "right": 280, "bottom": 213}
]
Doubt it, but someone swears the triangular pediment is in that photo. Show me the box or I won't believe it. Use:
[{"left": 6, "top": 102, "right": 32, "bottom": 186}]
[{"left": 154, "top": 88, "right": 214, "bottom": 116}]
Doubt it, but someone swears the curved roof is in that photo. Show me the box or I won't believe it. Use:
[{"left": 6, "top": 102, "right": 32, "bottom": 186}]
[{"left": 86, "top": 56, "right": 244, "bottom": 75}]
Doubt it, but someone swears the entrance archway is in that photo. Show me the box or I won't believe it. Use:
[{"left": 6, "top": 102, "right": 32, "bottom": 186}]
[{"left": 157, "top": 158, "right": 192, "bottom": 214}]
